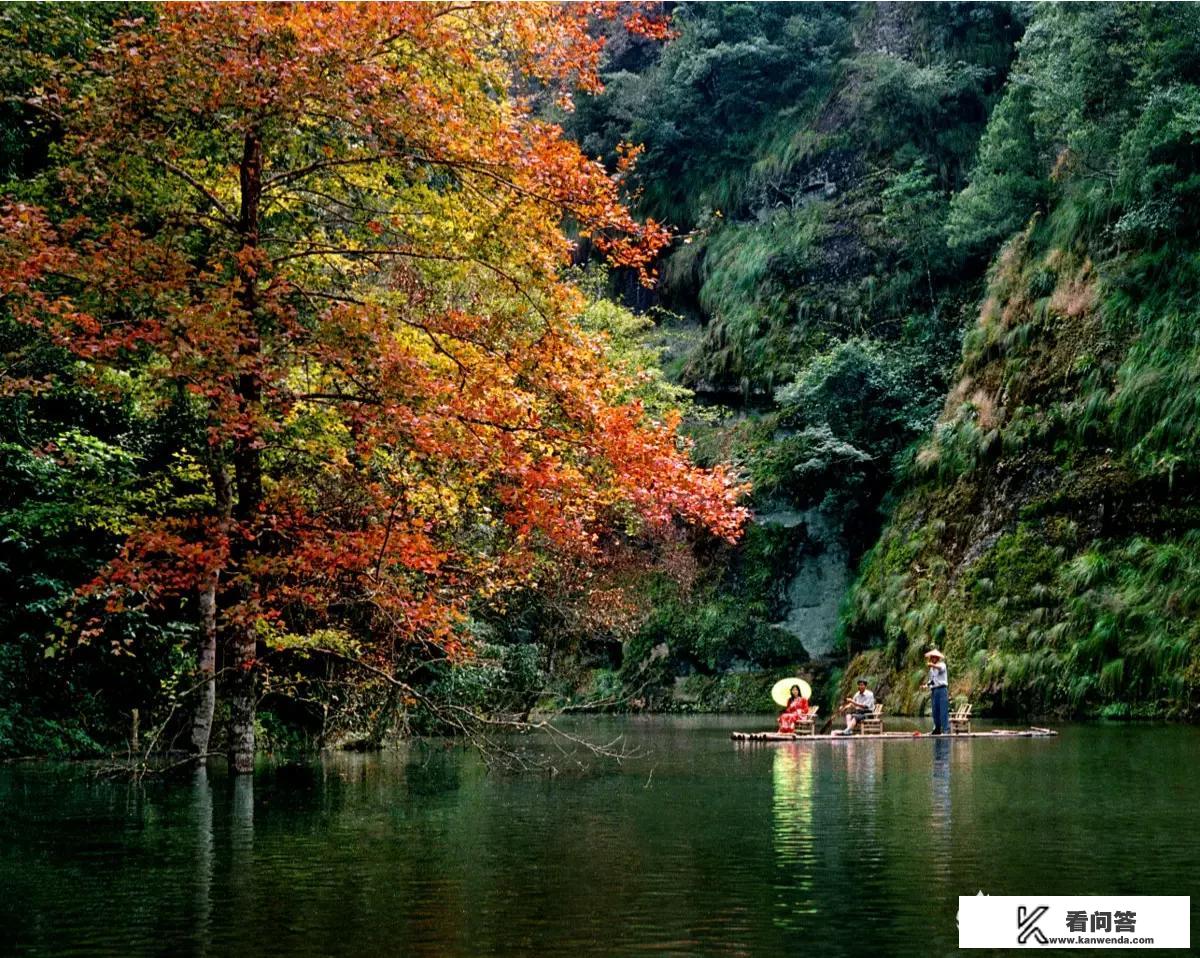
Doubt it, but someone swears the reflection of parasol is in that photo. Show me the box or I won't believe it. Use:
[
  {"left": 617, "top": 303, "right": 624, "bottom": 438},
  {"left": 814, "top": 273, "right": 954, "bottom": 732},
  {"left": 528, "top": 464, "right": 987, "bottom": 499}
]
[{"left": 771, "top": 677, "right": 812, "bottom": 707}]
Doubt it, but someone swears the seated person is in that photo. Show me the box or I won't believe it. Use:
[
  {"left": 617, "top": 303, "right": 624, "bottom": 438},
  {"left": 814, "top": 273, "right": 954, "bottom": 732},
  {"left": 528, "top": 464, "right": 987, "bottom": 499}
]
[
  {"left": 776, "top": 685, "right": 810, "bottom": 733},
  {"left": 836, "top": 679, "right": 875, "bottom": 734}
]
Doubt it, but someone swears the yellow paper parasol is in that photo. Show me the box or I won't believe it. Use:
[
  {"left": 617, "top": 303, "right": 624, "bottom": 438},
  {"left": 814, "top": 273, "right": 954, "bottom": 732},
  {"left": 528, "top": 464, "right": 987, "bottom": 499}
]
[{"left": 771, "top": 677, "right": 812, "bottom": 707}]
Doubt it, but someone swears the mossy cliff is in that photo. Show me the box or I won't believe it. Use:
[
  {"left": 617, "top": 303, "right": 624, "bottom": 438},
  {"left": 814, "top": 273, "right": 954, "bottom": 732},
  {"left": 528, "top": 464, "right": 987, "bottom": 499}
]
[
  {"left": 844, "top": 0, "right": 1200, "bottom": 718},
  {"left": 847, "top": 226, "right": 1200, "bottom": 718},
  {"left": 578, "top": 3, "right": 1200, "bottom": 719},
  {"left": 849, "top": 1, "right": 1200, "bottom": 720}
]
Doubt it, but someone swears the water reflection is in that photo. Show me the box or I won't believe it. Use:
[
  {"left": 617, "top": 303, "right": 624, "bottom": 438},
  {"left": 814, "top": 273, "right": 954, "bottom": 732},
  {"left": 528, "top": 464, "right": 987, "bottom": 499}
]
[
  {"left": 4, "top": 720, "right": 1200, "bottom": 958},
  {"left": 847, "top": 739, "right": 882, "bottom": 791},
  {"left": 837, "top": 740, "right": 884, "bottom": 844},
  {"left": 231, "top": 773, "right": 254, "bottom": 847},
  {"left": 771, "top": 746, "right": 816, "bottom": 925},
  {"left": 931, "top": 738, "right": 951, "bottom": 831},
  {"left": 772, "top": 746, "right": 814, "bottom": 864},
  {"left": 229, "top": 773, "right": 254, "bottom": 947},
  {"left": 192, "top": 767, "right": 213, "bottom": 958}
]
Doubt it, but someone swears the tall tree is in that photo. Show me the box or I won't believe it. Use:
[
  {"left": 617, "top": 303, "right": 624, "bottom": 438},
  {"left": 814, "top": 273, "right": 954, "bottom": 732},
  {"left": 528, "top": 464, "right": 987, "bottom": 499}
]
[{"left": 0, "top": 2, "right": 745, "bottom": 772}]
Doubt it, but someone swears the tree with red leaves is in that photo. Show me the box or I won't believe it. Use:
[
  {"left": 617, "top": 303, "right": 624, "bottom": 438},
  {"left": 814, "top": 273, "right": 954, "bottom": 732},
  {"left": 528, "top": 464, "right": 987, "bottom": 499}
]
[{"left": 0, "top": 2, "right": 744, "bottom": 772}]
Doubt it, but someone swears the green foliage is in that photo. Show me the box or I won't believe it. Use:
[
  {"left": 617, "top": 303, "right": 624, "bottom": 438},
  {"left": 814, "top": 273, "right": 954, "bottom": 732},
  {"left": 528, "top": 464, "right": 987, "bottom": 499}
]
[
  {"left": 574, "top": 268, "right": 695, "bottom": 416},
  {"left": 880, "top": 161, "right": 948, "bottom": 285},
  {"left": 619, "top": 522, "right": 808, "bottom": 688},
  {"left": 947, "top": 83, "right": 1046, "bottom": 254},
  {"left": 731, "top": 335, "right": 947, "bottom": 544},
  {"left": 767, "top": 337, "right": 943, "bottom": 504},
  {"left": 689, "top": 205, "right": 828, "bottom": 387},
  {"left": 0, "top": 4, "right": 153, "bottom": 183},
  {"left": 670, "top": 671, "right": 787, "bottom": 714},
  {"left": 1108, "top": 253, "right": 1200, "bottom": 479},
  {"left": 630, "top": 585, "right": 806, "bottom": 677},
  {"left": 0, "top": 2, "right": 216, "bottom": 758},
  {"left": 426, "top": 643, "right": 546, "bottom": 716},
  {"left": 574, "top": 3, "right": 1022, "bottom": 391},
  {"left": 0, "top": 691, "right": 103, "bottom": 759},
  {"left": 951, "top": 4, "right": 1200, "bottom": 259},
  {"left": 0, "top": 313, "right": 201, "bottom": 755},
  {"left": 845, "top": 3, "right": 1200, "bottom": 719},
  {"left": 571, "top": 3, "right": 856, "bottom": 229},
  {"left": 1, "top": 430, "right": 140, "bottom": 540},
  {"left": 1113, "top": 84, "right": 1200, "bottom": 245}
]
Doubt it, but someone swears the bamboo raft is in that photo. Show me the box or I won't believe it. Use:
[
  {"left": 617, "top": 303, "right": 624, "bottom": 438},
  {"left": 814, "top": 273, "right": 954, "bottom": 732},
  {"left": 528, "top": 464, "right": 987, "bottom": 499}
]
[{"left": 732, "top": 728, "right": 1057, "bottom": 743}]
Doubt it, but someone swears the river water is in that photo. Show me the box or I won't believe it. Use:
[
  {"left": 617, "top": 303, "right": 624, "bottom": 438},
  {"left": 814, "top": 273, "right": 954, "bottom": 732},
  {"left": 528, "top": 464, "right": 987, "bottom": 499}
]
[{"left": 2, "top": 717, "right": 1197, "bottom": 957}]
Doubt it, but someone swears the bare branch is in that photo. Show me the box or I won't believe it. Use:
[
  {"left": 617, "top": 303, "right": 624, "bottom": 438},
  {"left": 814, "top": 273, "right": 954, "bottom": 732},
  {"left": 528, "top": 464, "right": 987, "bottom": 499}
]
[
  {"left": 146, "top": 155, "right": 239, "bottom": 228},
  {"left": 313, "top": 648, "right": 641, "bottom": 771}
]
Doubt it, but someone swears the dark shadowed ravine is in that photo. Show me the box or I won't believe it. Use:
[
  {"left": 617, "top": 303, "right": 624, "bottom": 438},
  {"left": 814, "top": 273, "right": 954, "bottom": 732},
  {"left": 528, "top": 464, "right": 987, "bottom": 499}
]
[{"left": 3, "top": 717, "right": 1198, "bottom": 958}]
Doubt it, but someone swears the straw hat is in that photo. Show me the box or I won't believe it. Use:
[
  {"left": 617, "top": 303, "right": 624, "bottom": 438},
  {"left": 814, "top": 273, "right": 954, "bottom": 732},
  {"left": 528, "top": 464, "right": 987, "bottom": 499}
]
[{"left": 924, "top": 649, "right": 945, "bottom": 661}]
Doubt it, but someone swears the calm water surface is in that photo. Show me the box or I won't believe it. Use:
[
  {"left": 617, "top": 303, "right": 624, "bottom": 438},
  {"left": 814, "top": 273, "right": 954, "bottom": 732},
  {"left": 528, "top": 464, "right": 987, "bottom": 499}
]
[{"left": 2, "top": 717, "right": 1198, "bottom": 957}]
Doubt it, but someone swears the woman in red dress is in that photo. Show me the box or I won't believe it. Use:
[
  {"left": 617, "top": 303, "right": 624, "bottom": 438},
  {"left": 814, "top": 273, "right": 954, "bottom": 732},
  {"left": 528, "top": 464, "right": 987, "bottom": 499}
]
[{"left": 777, "top": 685, "right": 810, "bottom": 733}]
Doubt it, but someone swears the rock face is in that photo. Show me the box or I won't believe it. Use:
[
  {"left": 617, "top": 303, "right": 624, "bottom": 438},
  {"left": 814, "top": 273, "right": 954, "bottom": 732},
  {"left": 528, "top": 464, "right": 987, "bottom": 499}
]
[
  {"left": 776, "top": 544, "right": 851, "bottom": 657},
  {"left": 758, "top": 508, "right": 851, "bottom": 657}
]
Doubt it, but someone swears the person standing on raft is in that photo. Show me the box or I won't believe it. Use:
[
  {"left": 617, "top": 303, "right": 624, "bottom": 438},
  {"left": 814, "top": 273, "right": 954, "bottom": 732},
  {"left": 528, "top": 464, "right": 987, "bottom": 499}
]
[
  {"left": 925, "top": 649, "right": 949, "bottom": 735},
  {"left": 776, "top": 685, "right": 810, "bottom": 734}
]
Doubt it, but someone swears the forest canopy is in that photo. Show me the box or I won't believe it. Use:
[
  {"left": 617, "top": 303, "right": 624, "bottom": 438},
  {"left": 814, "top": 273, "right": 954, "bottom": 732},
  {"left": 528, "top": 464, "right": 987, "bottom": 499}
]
[
  {"left": 0, "top": 2, "right": 745, "bottom": 764},
  {"left": 5, "top": 2, "right": 1200, "bottom": 763}
]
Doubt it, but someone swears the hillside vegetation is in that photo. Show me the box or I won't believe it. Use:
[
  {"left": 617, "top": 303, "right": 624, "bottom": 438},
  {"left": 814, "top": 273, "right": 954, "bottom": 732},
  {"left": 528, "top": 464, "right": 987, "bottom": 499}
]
[
  {"left": 4, "top": 3, "right": 1199, "bottom": 764},
  {"left": 569, "top": 2, "right": 1025, "bottom": 701},
  {"left": 846, "top": 3, "right": 1200, "bottom": 718},
  {"left": 580, "top": 2, "right": 1200, "bottom": 719}
]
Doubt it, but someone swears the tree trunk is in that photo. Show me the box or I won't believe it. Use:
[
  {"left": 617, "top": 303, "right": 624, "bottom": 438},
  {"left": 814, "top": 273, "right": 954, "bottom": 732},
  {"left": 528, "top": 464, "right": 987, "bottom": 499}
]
[
  {"left": 191, "top": 459, "right": 232, "bottom": 758},
  {"left": 190, "top": 583, "right": 218, "bottom": 754},
  {"left": 228, "top": 128, "right": 265, "bottom": 775},
  {"left": 228, "top": 622, "right": 258, "bottom": 774}
]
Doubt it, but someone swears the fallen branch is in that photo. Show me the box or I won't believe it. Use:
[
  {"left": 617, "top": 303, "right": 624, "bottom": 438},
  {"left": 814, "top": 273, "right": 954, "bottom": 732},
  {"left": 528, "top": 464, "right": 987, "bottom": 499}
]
[{"left": 315, "top": 647, "right": 644, "bottom": 773}]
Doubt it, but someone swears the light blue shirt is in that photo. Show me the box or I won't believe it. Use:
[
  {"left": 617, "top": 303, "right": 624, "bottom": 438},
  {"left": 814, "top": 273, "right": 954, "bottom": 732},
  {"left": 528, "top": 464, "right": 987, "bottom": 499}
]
[{"left": 928, "top": 662, "right": 948, "bottom": 688}]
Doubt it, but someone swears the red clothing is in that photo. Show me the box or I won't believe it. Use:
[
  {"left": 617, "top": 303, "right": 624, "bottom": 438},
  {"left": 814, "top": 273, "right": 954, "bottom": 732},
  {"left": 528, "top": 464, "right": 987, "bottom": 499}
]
[{"left": 776, "top": 696, "right": 810, "bottom": 733}]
